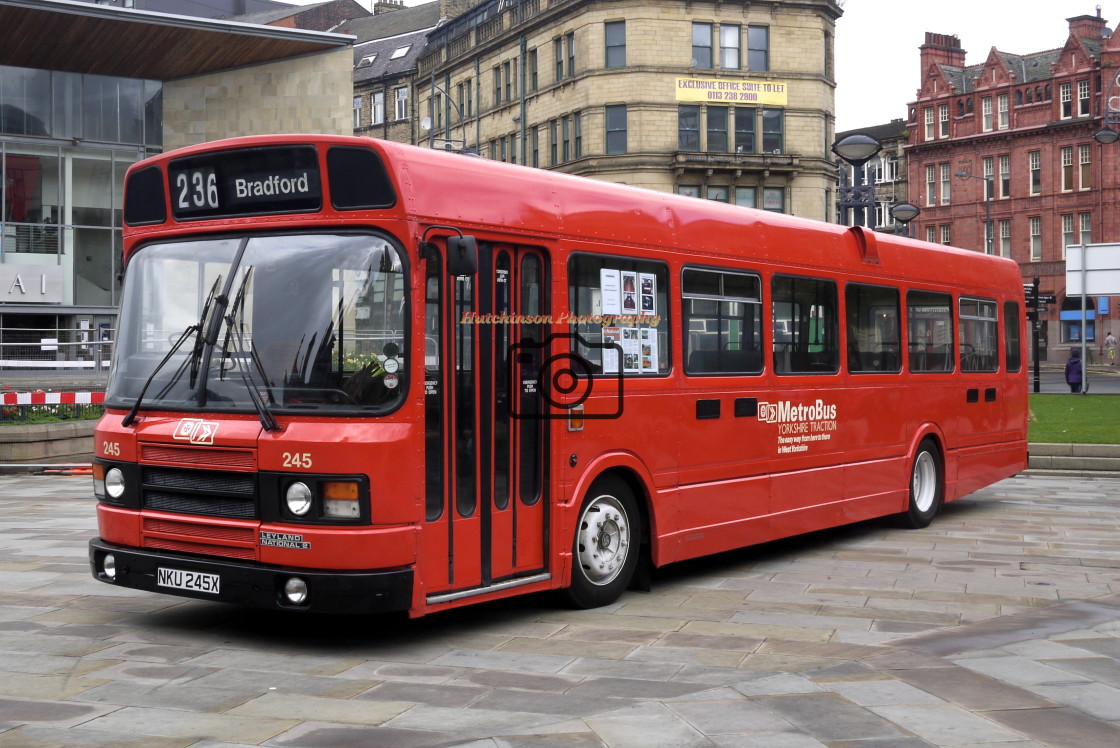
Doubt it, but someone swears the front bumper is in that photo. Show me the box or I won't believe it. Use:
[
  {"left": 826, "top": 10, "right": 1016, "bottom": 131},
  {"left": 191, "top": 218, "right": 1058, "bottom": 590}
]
[{"left": 88, "top": 538, "right": 413, "bottom": 614}]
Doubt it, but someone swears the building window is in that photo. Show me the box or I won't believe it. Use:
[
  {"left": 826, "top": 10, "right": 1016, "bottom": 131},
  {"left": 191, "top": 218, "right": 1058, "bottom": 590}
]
[
  {"left": 982, "top": 96, "right": 993, "bottom": 131},
  {"left": 353, "top": 96, "right": 362, "bottom": 128},
  {"left": 1029, "top": 216, "right": 1042, "bottom": 260},
  {"left": 999, "top": 219, "right": 1011, "bottom": 258},
  {"left": 1060, "top": 82, "right": 1072, "bottom": 118},
  {"left": 735, "top": 108, "right": 755, "bottom": 153},
  {"left": 871, "top": 153, "right": 898, "bottom": 183},
  {"left": 692, "top": 23, "right": 713, "bottom": 68},
  {"left": 924, "top": 107, "right": 935, "bottom": 141},
  {"left": 925, "top": 165, "right": 936, "bottom": 207},
  {"left": 532, "top": 126, "right": 540, "bottom": 167},
  {"left": 997, "top": 94, "right": 1009, "bottom": 129},
  {"left": 549, "top": 119, "right": 558, "bottom": 164},
  {"left": 561, "top": 116, "right": 570, "bottom": 162},
  {"left": 566, "top": 32, "right": 575, "bottom": 77},
  {"left": 999, "top": 154, "right": 1010, "bottom": 198},
  {"left": 605, "top": 104, "right": 627, "bottom": 154},
  {"left": 940, "top": 163, "right": 951, "bottom": 205},
  {"left": 747, "top": 25, "right": 769, "bottom": 71},
  {"left": 939, "top": 104, "right": 949, "bottom": 138},
  {"left": 763, "top": 187, "right": 784, "bottom": 212},
  {"left": 394, "top": 87, "right": 408, "bottom": 121},
  {"left": 390, "top": 45, "right": 410, "bottom": 60},
  {"left": 926, "top": 226, "right": 937, "bottom": 244},
  {"left": 979, "top": 157, "right": 993, "bottom": 200},
  {"left": 1060, "top": 146, "right": 1074, "bottom": 192},
  {"left": 678, "top": 185, "right": 700, "bottom": 197},
  {"left": 554, "top": 37, "right": 564, "bottom": 81},
  {"left": 1080, "top": 212, "right": 1092, "bottom": 247},
  {"left": 371, "top": 91, "right": 385, "bottom": 125},
  {"left": 574, "top": 111, "right": 582, "bottom": 158},
  {"left": 1062, "top": 214, "right": 1075, "bottom": 259},
  {"left": 940, "top": 224, "right": 951, "bottom": 246},
  {"left": 1078, "top": 80, "right": 1090, "bottom": 117},
  {"left": 529, "top": 49, "right": 538, "bottom": 92},
  {"left": 707, "top": 106, "right": 728, "bottom": 152},
  {"left": 605, "top": 21, "right": 625, "bottom": 68},
  {"left": 494, "top": 65, "right": 502, "bottom": 105},
  {"left": 720, "top": 24, "right": 740, "bottom": 69},
  {"left": 1079, "top": 144, "right": 1091, "bottom": 190},
  {"left": 465, "top": 80, "right": 473, "bottom": 117},
  {"left": 707, "top": 185, "right": 729, "bottom": 202},
  {"left": 761, "top": 108, "right": 782, "bottom": 153},
  {"left": 1029, "top": 150, "right": 1041, "bottom": 194},
  {"left": 735, "top": 186, "right": 757, "bottom": 207},
  {"left": 678, "top": 105, "right": 700, "bottom": 150},
  {"left": 504, "top": 60, "right": 514, "bottom": 102}
]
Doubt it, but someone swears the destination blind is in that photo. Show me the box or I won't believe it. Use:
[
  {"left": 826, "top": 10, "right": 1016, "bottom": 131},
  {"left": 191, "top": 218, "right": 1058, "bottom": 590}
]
[{"left": 167, "top": 145, "right": 322, "bottom": 220}]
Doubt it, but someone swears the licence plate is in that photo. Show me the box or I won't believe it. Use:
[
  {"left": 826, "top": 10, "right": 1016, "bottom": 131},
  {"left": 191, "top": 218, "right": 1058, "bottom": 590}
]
[{"left": 157, "top": 567, "right": 220, "bottom": 595}]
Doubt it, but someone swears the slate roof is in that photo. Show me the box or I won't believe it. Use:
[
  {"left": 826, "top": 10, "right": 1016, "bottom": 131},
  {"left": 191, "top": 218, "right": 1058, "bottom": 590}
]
[
  {"left": 335, "top": 1, "right": 441, "bottom": 43},
  {"left": 836, "top": 119, "right": 908, "bottom": 143},
  {"left": 353, "top": 27, "right": 433, "bottom": 82}
]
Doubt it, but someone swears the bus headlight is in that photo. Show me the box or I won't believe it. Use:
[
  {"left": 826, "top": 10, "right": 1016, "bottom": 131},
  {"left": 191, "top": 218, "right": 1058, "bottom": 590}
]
[
  {"left": 285, "top": 482, "right": 313, "bottom": 516},
  {"left": 105, "top": 468, "right": 126, "bottom": 500},
  {"left": 102, "top": 553, "right": 117, "bottom": 580},
  {"left": 283, "top": 577, "right": 309, "bottom": 605}
]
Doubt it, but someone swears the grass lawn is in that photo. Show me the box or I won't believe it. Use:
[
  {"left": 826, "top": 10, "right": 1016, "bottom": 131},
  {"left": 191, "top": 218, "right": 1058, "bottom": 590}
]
[{"left": 1029, "top": 394, "right": 1120, "bottom": 444}]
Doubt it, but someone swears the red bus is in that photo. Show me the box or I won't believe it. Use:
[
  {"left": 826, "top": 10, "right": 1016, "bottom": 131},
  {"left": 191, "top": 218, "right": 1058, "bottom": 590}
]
[{"left": 89, "top": 134, "right": 1028, "bottom": 617}]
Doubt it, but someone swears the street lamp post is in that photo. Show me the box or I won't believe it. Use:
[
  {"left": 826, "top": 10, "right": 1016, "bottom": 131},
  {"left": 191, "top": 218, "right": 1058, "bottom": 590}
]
[
  {"left": 954, "top": 165, "right": 993, "bottom": 254},
  {"left": 890, "top": 202, "right": 920, "bottom": 237},
  {"left": 1094, "top": 67, "right": 1120, "bottom": 145},
  {"left": 832, "top": 133, "right": 883, "bottom": 228}
]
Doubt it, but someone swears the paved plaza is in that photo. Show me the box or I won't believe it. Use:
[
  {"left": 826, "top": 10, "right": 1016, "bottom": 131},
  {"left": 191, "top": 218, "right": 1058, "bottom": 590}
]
[{"left": 0, "top": 472, "right": 1119, "bottom": 747}]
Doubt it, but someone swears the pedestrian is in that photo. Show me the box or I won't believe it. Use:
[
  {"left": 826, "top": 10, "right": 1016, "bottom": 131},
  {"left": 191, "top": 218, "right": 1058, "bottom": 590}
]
[
  {"left": 1065, "top": 348, "right": 1083, "bottom": 394},
  {"left": 1106, "top": 330, "right": 1118, "bottom": 366}
]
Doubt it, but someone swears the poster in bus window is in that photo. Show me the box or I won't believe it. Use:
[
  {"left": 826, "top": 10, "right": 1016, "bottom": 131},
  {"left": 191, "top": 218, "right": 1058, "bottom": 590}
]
[
  {"left": 602, "top": 327, "right": 621, "bottom": 373},
  {"left": 622, "top": 327, "right": 641, "bottom": 373},
  {"left": 600, "top": 269, "right": 622, "bottom": 315},
  {"left": 641, "top": 326, "right": 659, "bottom": 372},
  {"left": 639, "top": 273, "right": 656, "bottom": 316},
  {"left": 621, "top": 272, "right": 638, "bottom": 314}
]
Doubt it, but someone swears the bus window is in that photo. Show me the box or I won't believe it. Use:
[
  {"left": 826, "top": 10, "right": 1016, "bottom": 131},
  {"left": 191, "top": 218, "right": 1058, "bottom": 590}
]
[
  {"left": 567, "top": 254, "right": 670, "bottom": 375},
  {"left": 959, "top": 297, "right": 998, "bottom": 372},
  {"left": 907, "top": 290, "right": 954, "bottom": 372},
  {"left": 772, "top": 276, "right": 838, "bottom": 374},
  {"left": 682, "top": 268, "right": 763, "bottom": 375},
  {"left": 845, "top": 284, "right": 901, "bottom": 373},
  {"left": 1004, "top": 301, "right": 1022, "bottom": 372}
]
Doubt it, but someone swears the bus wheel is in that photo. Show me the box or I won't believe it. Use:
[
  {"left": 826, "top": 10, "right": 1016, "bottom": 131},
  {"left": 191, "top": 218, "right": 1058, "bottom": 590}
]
[
  {"left": 565, "top": 476, "right": 640, "bottom": 609},
  {"left": 901, "top": 440, "right": 943, "bottom": 529}
]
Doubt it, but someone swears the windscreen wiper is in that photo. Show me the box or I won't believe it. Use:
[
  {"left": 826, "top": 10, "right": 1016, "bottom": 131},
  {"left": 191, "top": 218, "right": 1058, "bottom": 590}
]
[
  {"left": 217, "top": 267, "right": 280, "bottom": 432},
  {"left": 121, "top": 275, "right": 223, "bottom": 427}
]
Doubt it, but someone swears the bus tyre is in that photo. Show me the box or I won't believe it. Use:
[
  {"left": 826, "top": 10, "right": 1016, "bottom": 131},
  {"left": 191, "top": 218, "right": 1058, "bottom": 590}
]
[
  {"left": 901, "top": 440, "right": 943, "bottom": 529},
  {"left": 565, "top": 476, "right": 640, "bottom": 609}
]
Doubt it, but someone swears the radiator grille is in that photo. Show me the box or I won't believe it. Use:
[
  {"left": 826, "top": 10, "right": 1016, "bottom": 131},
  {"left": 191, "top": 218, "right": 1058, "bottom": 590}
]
[
  {"left": 139, "top": 465, "right": 258, "bottom": 520},
  {"left": 143, "top": 536, "right": 256, "bottom": 560},
  {"left": 141, "top": 444, "right": 255, "bottom": 469},
  {"left": 142, "top": 516, "right": 257, "bottom": 561}
]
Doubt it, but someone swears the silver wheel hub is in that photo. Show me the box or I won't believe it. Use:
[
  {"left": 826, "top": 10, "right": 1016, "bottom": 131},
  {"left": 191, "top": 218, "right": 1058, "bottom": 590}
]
[
  {"left": 577, "top": 495, "right": 630, "bottom": 586},
  {"left": 912, "top": 451, "right": 937, "bottom": 513}
]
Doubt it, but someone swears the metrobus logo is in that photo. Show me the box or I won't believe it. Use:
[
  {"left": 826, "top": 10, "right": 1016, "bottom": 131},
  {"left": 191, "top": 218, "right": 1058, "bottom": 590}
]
[
  {"left": 173, "top": 418, "right": 219, "bottom": 445},
  {"left": 758, "top": 399, "right": 837, "bottom": 424}
]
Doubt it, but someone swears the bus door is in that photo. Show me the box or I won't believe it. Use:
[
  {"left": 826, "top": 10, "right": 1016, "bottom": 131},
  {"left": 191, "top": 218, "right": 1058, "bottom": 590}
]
[{"left": 422, "top": 242, "right": 549, "bottom": 605}]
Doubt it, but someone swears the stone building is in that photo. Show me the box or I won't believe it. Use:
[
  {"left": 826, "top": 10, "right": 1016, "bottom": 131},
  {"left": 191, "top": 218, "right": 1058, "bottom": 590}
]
[
  {"left": 906, "top": 11, "right": 1120, "bottom": 360},
  {"left": 834, "top": 119, "right": 913, "bottom": 233},
  {"left": 412, "top": 0, "right": 843, "bottom": 221}
]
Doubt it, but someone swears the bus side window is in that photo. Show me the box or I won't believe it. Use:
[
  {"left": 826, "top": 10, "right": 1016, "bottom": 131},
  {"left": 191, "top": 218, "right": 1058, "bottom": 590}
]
[
  {"left": 682, "top": 268, "right": 763, "bottom": 375},
  {"left": 846, "top": 283, "right": 901, "bottom": 373},
  {"left": 907, "top": 290, "right": 954, "bottom": 373},
  {"left": 772, "top": 275, "right": 839, "bottom": 374}
]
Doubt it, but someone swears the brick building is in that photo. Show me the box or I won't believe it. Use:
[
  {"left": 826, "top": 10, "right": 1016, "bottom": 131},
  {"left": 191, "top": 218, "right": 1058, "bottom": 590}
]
[
  {"left": 907, "top": 11, "right": 1120, "bottom": 361},
  {"left": 412, "top": 0, "right": 843, "bottom": 221}
]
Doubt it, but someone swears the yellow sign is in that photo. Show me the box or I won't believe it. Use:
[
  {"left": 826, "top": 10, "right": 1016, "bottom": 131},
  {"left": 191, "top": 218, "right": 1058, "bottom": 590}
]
[{"left": 675, "top": 77, "right": 788, "bottom": 105}]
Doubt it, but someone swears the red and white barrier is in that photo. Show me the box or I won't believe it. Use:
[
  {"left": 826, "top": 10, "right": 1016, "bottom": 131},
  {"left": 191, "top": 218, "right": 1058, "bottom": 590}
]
[{"left": 0, "top": 391, "right": 105, "bottom": 406}]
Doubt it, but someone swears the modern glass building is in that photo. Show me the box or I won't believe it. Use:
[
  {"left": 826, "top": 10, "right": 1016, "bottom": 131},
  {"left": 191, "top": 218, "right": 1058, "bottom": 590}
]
[{"left": 1, "top": 63, "right": 162, "bottom": 364}]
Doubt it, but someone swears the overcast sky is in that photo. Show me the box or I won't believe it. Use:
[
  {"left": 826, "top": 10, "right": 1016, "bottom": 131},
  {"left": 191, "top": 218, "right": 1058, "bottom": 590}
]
[{"left": 326, "top": 0, "right": 1106, "bottom": 132}]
